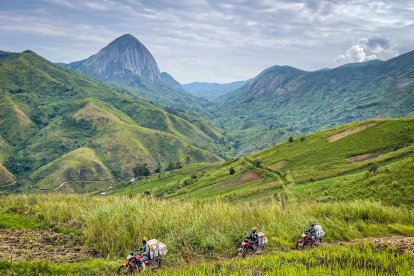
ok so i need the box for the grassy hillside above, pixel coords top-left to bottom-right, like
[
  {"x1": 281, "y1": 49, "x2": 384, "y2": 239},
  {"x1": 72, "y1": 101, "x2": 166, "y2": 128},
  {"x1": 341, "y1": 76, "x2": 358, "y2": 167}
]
[
  {"x1": 116, "y1": 118, "x2": 414, "y2": 205},
  {"x1": 0, "y1": 51, "x2": 224, "y2": 193},
  {"x1": 213, "y1": 53, "x2": 414, "y2": 154}
]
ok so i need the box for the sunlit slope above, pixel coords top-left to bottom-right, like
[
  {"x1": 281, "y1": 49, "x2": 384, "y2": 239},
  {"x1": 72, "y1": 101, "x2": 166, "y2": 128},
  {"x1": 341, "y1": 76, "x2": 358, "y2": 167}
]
[
  {"x1": 0, "y1": 51, "x2": 223, "y2": 192},
  {"x1": 118, "y1": 118, "x2": 414, "y2": 205}
]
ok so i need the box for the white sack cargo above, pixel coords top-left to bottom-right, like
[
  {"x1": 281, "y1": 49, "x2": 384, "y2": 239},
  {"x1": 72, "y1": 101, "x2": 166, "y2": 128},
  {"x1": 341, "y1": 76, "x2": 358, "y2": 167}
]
[
  {"x1": 314, "y1": 225, "x2": 325, "y2": 238},
  {"x1": 147, "y1": 239, "x2": 168, "y2": 259},
  {"x1": 258, "y1": 232, "x2": 268, "y2": 245}
]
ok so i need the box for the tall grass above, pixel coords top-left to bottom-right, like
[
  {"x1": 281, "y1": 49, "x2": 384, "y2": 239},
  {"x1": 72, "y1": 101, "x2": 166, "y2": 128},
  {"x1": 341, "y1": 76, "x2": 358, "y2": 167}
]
[{"x1": 1, "y1": 194, "x2": 413, "y2": 262}]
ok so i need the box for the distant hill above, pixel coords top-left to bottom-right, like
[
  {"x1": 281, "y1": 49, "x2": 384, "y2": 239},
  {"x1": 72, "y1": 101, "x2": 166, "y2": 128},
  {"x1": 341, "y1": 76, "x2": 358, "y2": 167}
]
[
  {"x1": 116, "y1": 117, "x2": 414, "y2": 206},
  {"x1": 183, "y1": 80, "x2": 248, "y2": 100},
  {"x1": 64, "y1": 34, "x2": 207, "y2": 115},
  {"x1": 0, "y1": 50, "x2": 223, "y2": 193},
  {"x1": 213, "y1": 51, "x2": 414, "y2": 153},
  {"x1": 66, "y1": 34, "x2": 161, "y2": 81}
]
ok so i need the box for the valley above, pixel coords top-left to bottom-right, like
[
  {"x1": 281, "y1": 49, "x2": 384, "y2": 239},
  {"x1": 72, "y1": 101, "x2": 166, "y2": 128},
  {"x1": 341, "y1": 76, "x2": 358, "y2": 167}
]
[{"x1": 0, "y1": 31, "x2": 413, "y2": 275}]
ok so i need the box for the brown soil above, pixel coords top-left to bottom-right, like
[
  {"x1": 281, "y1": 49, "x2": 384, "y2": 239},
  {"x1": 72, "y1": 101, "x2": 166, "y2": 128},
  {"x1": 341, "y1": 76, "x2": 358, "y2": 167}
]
[
  {"x1": 327, "y1": 123, "x2": 376, "y2": 142},
  {"x1": 328, "y1": 236, "x2": 414, "y2": 253},
  {"x1": 0, "y1": 229, "x2": 98, "y2": 262},
  {"x1": 213, "y1": 171, "x2": 262, "y2": 191},
  {"x1": 347, "y1": 153, "x2": 383, "y2": 162}
]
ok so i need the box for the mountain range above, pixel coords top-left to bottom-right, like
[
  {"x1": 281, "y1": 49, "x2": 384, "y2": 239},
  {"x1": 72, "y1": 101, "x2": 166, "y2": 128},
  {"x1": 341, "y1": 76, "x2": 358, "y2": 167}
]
[{"x1": 0, "y1": 33, "x2": 413, "y2": 193}]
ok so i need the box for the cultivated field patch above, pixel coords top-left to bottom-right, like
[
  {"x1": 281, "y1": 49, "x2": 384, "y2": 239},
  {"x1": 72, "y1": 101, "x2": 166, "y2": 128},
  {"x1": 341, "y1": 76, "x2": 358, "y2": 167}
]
[{"x1": 327, "y1": 123, "x2": 376, "y2": 142}]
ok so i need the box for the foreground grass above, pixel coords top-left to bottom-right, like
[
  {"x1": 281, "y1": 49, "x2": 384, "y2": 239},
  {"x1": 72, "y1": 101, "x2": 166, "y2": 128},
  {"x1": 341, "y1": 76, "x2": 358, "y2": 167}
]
[
  {"x1": 1, "y1": 194, "x2": 413, "y2": 263},
  {"x1": 1, "y1": 244, "x2": 413, "y2": 275}
]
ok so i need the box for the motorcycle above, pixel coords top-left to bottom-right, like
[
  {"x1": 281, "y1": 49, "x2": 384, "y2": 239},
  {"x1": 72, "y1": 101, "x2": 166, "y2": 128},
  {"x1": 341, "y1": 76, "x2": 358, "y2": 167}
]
[
  {"x1": 296, "y1": 231, "x2": 321, "y2": 250},
  {"x1": 117, "y1": 251, "x2": 162, "y2": 274},
  {"x1": 237, "y1": 238, "x2": 264, "y2": 258}
]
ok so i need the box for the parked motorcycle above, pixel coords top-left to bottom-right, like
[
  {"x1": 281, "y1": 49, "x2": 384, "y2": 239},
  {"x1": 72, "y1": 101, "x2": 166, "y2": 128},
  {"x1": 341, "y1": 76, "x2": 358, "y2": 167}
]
[{"x1": 117, "y1": 251, "x2": 162, "y2": 274}]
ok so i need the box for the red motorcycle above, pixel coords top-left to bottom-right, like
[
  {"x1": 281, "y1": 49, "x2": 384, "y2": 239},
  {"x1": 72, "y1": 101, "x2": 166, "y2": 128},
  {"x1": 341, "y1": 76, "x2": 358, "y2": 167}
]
[
  {"x1": 296, "y1": 231, "x2": 316, "y2": 250},
  {"x1": 117, "y1": 252, "x2": 162, "y2": 274},
  {"x1": 237, "y1": 238, "x2": 264, "y2": 258}
]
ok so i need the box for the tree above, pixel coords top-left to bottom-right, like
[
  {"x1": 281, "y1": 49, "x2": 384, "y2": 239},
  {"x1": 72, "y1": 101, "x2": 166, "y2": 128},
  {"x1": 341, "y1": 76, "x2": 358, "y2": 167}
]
[
  {"x1": 253, "y1": 158, "x2": 262, "y2": 167},
  {"x1": 368, "y1": 163, "x2": 378, "y2": 174},
  {"x1": 300, "y1": 136, "x2": 305, "y2": 142},
  {"x1": 288, "y1": 137, "x2": 294, "y2": 142},
  {"x1": 185, "y1": 155, "x2": 191, "y2": 165},
  {"x1": 133, "y1": 163, "x2": 151, "y2": 178},
  {"x1": 154, "y1": 162, "x2": 162, "y2": 174},
  {"x1": 229, "y1": 167, "x2": 235, "y2": 175}
]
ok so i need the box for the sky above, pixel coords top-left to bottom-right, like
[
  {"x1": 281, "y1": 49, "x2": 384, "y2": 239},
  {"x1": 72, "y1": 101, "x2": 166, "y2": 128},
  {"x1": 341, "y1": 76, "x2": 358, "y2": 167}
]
[{"x1": 0, "y1": 0, "x2": 413, "y2": 83}]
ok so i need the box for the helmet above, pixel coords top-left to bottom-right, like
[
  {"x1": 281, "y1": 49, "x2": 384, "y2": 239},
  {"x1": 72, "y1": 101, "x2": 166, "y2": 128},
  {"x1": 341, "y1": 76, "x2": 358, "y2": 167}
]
[{"x1": 251, "y1": 227, "x2": 257, "y2": 232}]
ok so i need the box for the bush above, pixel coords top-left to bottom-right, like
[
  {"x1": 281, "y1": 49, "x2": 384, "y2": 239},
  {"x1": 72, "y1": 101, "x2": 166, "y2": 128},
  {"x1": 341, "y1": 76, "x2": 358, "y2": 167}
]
[
  {"x1": 368, "y1": 163, "x2": 378, "y2": 174},
  {"x1": 253, "y1": 159, "x2": 262, "y2": 167},
  {"x1": 289, "y1": 137, "x2": 294, "y2": 142},
  {"x1": 229, "y1": 167, "x2": 235, "y2": 175}
]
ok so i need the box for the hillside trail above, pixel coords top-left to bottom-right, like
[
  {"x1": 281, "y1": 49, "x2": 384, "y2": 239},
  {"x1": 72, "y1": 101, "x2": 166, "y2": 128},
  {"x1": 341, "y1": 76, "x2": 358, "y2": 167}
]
[
  {"x1": 322, "y1": 236, "x2": 414, "y2": 253},
  {"x1": 34, "y1": 178, "x2": 114, "y2": 191},
  {"x1": 0, "y1": 229, "x2": 98, "y2": 262},
  {"x1": 1, "y1": 229, "x2": 412, "y2": 264}
]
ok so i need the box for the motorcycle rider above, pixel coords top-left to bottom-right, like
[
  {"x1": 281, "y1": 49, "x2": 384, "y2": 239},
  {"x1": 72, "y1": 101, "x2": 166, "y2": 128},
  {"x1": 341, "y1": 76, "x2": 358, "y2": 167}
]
[
  {"x1": 308, "y1": 224, "x2": 317, "y2": 245},
  {"x1": 246, "y1": 227, "x2": 260, "y2": 250},
  {"x1": 137, "y1": 237, "x2": 149, "y2": 271}
]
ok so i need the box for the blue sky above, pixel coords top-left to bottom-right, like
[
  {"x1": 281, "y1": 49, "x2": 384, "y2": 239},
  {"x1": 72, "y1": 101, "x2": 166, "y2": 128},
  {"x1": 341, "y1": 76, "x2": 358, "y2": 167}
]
[{"x1": 0, "y1": 0, "x2": 413, "y2": 83}]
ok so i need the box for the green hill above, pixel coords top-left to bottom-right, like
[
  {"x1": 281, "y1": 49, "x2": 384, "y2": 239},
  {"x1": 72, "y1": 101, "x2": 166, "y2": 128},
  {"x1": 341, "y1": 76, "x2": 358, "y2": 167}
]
[
  {"x1": 116, "y1": 117, "x2": 414, "y2": 206},
  {"x1": 213, "y1": 52, "x2": 414, "y2": 154},
  {"x1": 0, "y1": 51, "x2": 224, "y2": 193}
]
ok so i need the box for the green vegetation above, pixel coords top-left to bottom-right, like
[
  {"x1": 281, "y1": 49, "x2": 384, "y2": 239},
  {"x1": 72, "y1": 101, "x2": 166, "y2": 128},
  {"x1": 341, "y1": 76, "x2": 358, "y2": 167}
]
[
  {"x1": 115, "y1": 118, "x2": 414, "y2": 205},
  {"x1": 213, "y1": 53, "x2": 414, "y2": 153},
  {"x1": 2, "y1": 244, "x2": 412, "y2": 275},
  {"x1": 160, "y1": 244, "x2": 414, "y2": 275},
  {"x1": 1, "y1": 195, "x2": 413, "y2": 261},
  {"x1": 0, "y1": 51, "x2": 226, "y2": 193}
]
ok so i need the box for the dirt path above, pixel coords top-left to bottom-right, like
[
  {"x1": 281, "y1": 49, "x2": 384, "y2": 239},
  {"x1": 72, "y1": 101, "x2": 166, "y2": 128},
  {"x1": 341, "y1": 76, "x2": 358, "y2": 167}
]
[
  {"x1": 34, "y1": 179, "x2": 114, "y2": 191},
  {"x1": 327, "y1": 123, "x2": 376, "y2": 142},
  {"x1": 0, "y1": 229, "x2": 98, "y2": 262},
  {"x1": 325, "y1": 236, "x2": 414, "y2": 253}
]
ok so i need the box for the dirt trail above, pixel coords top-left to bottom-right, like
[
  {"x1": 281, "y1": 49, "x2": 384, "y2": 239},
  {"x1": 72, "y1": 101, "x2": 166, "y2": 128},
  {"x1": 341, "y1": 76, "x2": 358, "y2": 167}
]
[
  {"x1": 325, "y1": 236, "x2": 414, "y2": 253},
  {"x1": 327, "y1": 123, "x2": 376, "y2": 142},
  {"x1": 347, "y1": 153, "x2": 383, "y2": 162},
  {"x1": 0, "y1": 229, "x2": 98, "y2": 262}
]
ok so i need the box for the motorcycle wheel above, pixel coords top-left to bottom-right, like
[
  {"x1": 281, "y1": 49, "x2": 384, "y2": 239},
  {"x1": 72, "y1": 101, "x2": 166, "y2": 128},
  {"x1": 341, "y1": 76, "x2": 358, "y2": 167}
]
[
  {"x1": 243, "y1": 248, "x2": 254, "y2": 258},
  {"x1": 117, "y1": 265, "x2": 133, "y2": 275},
  {"x1": 296, "y1": 242, "x2": 304, "y2": 250},
  {"x1": 236, "y1": 248, "x2": 244, "y2": 258},
  {"x1": 149, "y1": 259, "x2": 160, "y2": 269}
]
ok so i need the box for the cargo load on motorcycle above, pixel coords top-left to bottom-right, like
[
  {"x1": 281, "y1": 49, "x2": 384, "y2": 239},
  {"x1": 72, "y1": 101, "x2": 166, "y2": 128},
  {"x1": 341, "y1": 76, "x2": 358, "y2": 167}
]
[
  {"x1": 147, "y1": 239, "x2": 168, "y2": 259},
  {"x1": 258, "y1": 232, "x2": 268, "y2": 246},
  {"x1": 314, "y1": 225, "x2": 325, "y2": 238}
]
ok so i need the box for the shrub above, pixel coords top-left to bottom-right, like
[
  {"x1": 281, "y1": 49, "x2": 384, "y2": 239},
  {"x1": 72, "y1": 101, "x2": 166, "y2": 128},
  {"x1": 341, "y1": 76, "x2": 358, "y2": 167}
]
[
  {"x1": 229, "y1": 167, "x2": 236, "y2": 175},
  {"x1": 253, "y1": 159, "x2": 262, "y2": 167},
  {"x1": 289, "y1": 137, "x2": 294, "y2": 142},
  {"x1": 368, "y1": 163, "x2": 378, "y2": 174}
]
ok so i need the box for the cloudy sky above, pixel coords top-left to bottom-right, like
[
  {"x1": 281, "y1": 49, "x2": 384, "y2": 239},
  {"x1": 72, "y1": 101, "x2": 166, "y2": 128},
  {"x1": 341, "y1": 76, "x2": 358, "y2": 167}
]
[{"x1": 0, "y1": 0, "x2": 413, "y2": 83}]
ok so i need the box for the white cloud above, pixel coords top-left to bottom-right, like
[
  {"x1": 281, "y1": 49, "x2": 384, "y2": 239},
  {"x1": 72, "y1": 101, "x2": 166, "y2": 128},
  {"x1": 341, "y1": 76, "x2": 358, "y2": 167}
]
[{"x1": 335, "y1": 36, "x2": 398, "y2": 64}]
